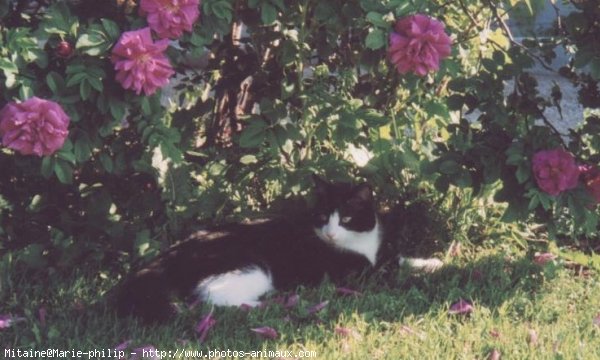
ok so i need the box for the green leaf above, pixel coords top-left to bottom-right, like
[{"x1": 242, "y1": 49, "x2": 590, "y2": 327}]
[
  {"x1": 76, "y1": 25, "x2": 111, "y2": 56},
  {"x1": 361, "y1": 109, "x2": 388, "y2": 126},
  {"x1": 141, "y1": 97, "x2": 152, "y2": 116},
  {"x1": 76, "y1": 33, "x2": 105, "y2": 49},
  {"x1": 46, "y1": 72, "x2": 64, "y2": 94},
  {"x1": 41, "y1": 156, "x2": 55, "y2": 178},
  {"x1": 439, "y1": 159, "x2": 461, "y2": 175},
  {"x1": 41, "y1": 2, "x2": 78, "y2": 36},
  {"x1": 240, "y1": 154, "x2": 258, "y2": 165},
  {"x1": 66, "y1": 72, "x2": 87, "y2": 87},
  {"x1": 54, "y1": 159, "x2": 73, "y2": 184},
  {"x1": 515, "y1": 163, "x2": 530, "y2": 184},
  {"x1": 99, "y1": 153, "x2": 114, "y2": 173},
  {"x1": 100, "y1": 19, "x2": 120, "y2": 40},
  {"x1": 0, "y1": 58, "x2": 18, "y2": 74},
  {"x1": 57, "y1": 148, "x2": 76, "y2": 165},
  {"x1": 109, "y1": 98, "x2": 127, "y2": 121},
  {"x1": 366, "y1": 12, "x2": 388, "y2": 28},
  {"x1": 239, "y1": 120, "x2": 268, "y2": 148},
  {"x1": 365, "y1": 28, "x2": 385, "y2": 50},
  {"x1": 270, "y1": 0, "x2": 285, "y2": 10},
  {"x1": 261, "y1": 3, "x2": 278, "y2": 24},
  {"x1": 74, "y1": 137, "x2": 92, "y2": 162},
  {"x1": 87, "y1": 76, "x2": 103, "y2": 92},
  {"x1": 80, "y1": 80, "x2": 91, "y2": 100},
  {"x1": 212, "y1": 1, "x2": 233, "y2": 22}
]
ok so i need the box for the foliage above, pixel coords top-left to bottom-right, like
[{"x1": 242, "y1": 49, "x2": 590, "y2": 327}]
[{"x1": 0, "y1": 0, "x2": 599, "y2": 273}]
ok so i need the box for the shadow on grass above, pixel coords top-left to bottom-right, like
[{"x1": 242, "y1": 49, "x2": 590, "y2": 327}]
[{"x1": 0, "y1": 252, "x2": 558, "y2": 348}]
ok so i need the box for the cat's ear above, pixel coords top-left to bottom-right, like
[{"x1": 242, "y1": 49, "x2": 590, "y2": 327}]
[
  {"x1": 312, "y1": 174, "x2": 330, "y2": 194},
  {"x1": 352, "y1": 182, "x2": 373, "y2": 203}
]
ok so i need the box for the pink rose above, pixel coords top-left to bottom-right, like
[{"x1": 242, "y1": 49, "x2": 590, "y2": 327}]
[
  {"x1": 532, "y1": 148, "x2": 580, "y2": 196},
  {"x1": 388, "y1": 14, "x2": 452, "y2": 76},
  {"x1": 111, "y1": 28, "x2": 174, "y2": 96},
  {"x1": 140, "y1": 0, "x2": 200, "y2": 39},
  {"x1": 579, "y1": 164, "x2": 600, "y2": 204},
  {"x1": 0, "y1": 97, "x2": 70, "y2": 156}
]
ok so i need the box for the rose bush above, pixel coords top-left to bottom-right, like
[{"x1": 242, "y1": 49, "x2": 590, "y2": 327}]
[{"x1": 0, "y1": 0, "x2": 599, "y2": 272}]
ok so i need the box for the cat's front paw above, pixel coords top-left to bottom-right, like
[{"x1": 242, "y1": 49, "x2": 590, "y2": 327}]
[{"x1": 398, "y1": 257, "x2": 444, "y2": 273}]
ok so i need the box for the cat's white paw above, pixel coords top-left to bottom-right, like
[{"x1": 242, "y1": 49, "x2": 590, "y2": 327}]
[{"x1": 398, "y1": 257, "x2": 444, "y2": 273}]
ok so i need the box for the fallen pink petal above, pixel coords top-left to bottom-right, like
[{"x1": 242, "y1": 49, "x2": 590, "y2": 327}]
[
  {"x1": 448, "y1": 299, "x2": 473, "y2": 315},
  {"x1": 195, "y1": 312, "x2": 216, "y2": 343},
  {"x1": 114, "y1": 340, "x2": 131, "y2": 351},
  {"x1": 336, "y1": 287, "x2": 362, "y2": 297},
  {"x1": 488, "y1": 349, "x2": 501, "y2": 360},
  {"x1": 527, "y1": 328, "x2": 538, "y2": 346},
  {"x1": 533, "y1": 252, "x2": 557, "y2": 265},
  {"x1": 471, "y1": 269, "x2": 484, "y2": 282},
  {"x1": 307, "y1": 300, "x2": 329, "y2": 314},
  {"x1": 0, "y1": 314, "x2": 26, "y2": 329},
  {"x1": 593, "y1": 313, "x2": 600, "y2": 327},
  {"x1": 334, "y1": 326, "x2": 360, "y2": 339},
  {"x1": 284, "y1": 294, "x2": 300, "y2": 308},
  {"x1": 251, "y1": 326, "x2": 278, "y2": 339}
]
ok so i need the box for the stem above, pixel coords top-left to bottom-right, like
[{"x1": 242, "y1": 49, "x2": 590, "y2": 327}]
[{"x1": 487, "y1": 0, "x2": 555, "y2": 72}]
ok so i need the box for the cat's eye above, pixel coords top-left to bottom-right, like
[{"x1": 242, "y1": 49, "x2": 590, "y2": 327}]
[
  {"x1": 317, "y1": 214, "x2": 328, "y2": 222},
  {"x1": 340, "y1": 216, "x2": 352, "y2": 224}
]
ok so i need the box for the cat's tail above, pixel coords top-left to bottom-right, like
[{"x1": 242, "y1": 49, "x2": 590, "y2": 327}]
[
  {"x1": 115, "y1": 266, "x2": 174, "y2": 323},
  {"x1": 398, "y1": 256, "x2": 444, "y2": 273}
]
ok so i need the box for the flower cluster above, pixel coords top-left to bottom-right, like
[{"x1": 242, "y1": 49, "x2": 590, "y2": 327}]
[
  {"x1": 532, "y1": 148, "x2": 600, "y2": 205},
  {"x1": 112, "y1": 0, "x2": 200, "y2": 95},
  {"x1": 531, "y1": 148, "x2": 579, "y2": 196},
  {"x1": 139, "y1": 0, "x2": 200, "y2": 39},
  {"x1": 0, "y1": 97, "x2": 70, "y2": 156},
  {"x1": 111, "y1": 28, "x2": 175, "y2": 96},
  {"x1": 388, "y1": 14, "x2": 452, "y2": 76}
]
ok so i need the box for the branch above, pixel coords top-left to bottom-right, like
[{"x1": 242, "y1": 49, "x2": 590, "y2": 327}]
[
  {"x1": 487, "y1": 0, "x2": 555, "y2": 72},
  {"x1": 538, "y1": 110, "x2": 569, "y2": 149}
]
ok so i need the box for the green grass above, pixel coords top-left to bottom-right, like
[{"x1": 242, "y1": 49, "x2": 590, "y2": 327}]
[{"x1": 2, "y1": 244, "x2": 600, "y2": 359}]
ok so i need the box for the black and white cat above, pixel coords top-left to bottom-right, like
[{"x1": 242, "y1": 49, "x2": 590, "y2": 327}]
[{"x1": 116, "y1": 176, "x2": 442, "y2": 322}]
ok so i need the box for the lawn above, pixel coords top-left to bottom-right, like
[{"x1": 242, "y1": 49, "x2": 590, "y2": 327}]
[{"x1": 2, "y1": 241, "x2": 600, "y2": 360}]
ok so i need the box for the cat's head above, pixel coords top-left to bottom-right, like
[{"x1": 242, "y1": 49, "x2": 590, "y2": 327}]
[{"x1": 311, "y1": 175, "x2": 378, "y2": 248}]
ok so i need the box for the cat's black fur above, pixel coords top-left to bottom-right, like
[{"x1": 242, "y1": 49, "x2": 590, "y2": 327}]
[{"x1": 116, "y1": 177, "x2": 396, "y2": 323}]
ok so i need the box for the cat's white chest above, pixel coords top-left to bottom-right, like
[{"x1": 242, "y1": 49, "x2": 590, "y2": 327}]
[{"x1": 336, "y1": 221, "x2": 381, "y2": 265}]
